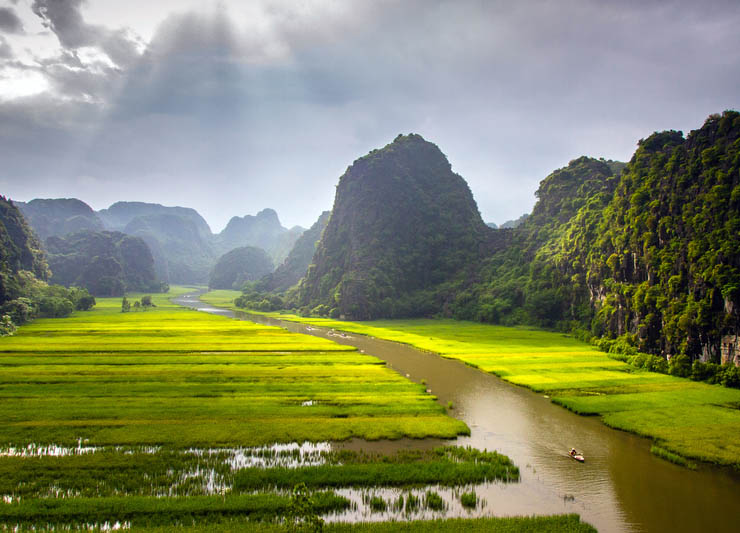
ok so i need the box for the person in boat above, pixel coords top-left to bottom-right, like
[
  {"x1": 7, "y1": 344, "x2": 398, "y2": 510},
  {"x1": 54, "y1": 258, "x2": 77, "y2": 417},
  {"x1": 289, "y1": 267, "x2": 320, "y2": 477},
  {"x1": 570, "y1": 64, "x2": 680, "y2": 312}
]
[{"x1": 570, "y1": 448, "x2": 577, "y2": 457}]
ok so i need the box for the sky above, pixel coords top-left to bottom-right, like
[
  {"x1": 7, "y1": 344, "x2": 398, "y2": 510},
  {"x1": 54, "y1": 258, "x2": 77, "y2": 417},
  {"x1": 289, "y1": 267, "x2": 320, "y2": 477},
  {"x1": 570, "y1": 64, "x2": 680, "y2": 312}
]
[{"x1": 0, "y1": 0, "x2": 739, "y2": 232}]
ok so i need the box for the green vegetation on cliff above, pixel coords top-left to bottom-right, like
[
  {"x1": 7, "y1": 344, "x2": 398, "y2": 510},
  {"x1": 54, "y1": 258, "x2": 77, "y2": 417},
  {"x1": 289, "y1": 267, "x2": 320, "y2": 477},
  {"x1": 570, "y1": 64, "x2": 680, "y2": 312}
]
[
  {"x1": 46, "y1": 230, "x2": 160, "y2": 296},
  {"x1": 257, "y1": 210, "x2": 330, "y2": 293},
  {"x1": 0, "y1": 196, "x2": 49, "y2": 304},
  {"x1": 455, "y1": 112, "x2": 740, "y2": 366},
  {"x1": 0, "y1": 197, "x2": 95, "y2": 326},
  {"x1": 300, "y1": 134, "x2": 490, "y2": 319}
]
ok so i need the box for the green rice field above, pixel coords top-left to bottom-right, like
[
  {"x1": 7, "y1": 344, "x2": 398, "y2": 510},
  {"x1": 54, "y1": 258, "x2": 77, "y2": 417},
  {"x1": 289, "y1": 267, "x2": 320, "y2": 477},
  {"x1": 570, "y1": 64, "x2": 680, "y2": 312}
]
[
  {"x1": 0, "y1": 288, "x2": 599, "y2": 531},
  {"x1": 202, "y1": 291, "x2": 740, "y2": 468},
  {"x1": 132, "y1": 514, "x2": 597, "y2": 533},
  {"x1": 0, "y1": 288, "x2": 467, "y2": 448}
]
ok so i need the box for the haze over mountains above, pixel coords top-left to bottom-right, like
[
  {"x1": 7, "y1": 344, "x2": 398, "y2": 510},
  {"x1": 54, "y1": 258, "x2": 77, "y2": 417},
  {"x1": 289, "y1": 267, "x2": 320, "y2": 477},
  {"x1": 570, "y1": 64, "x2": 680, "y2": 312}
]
[{"x1": 16, "y1": 200, "x2": 306, "y2": 285}]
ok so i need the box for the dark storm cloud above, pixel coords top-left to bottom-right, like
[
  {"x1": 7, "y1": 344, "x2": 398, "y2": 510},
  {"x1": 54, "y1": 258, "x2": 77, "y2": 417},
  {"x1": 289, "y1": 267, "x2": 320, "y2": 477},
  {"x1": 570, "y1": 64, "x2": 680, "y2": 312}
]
[
  {"x1": 32, "y1": 0, "x2": 141, "y2": 67},
  {"x1": 0, "y1": 6, "x2": 23, "y2": 34},
  {"x1": 2, "y1": 0, "x2": 740, "y2": 229}
]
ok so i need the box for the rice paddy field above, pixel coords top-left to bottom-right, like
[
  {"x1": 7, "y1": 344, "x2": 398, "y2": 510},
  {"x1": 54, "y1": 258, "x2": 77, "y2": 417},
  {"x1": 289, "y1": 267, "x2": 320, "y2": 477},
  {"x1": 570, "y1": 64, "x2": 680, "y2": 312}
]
[
  {"x1": 0, "y1": 288, "x2": 466, "y2": 447},
  {"x1": 200, "y1": 291, "x2": 740, "y2": 468},
  {"x1": 3, "y1": 287, "x2": 587, "y2": 531}
]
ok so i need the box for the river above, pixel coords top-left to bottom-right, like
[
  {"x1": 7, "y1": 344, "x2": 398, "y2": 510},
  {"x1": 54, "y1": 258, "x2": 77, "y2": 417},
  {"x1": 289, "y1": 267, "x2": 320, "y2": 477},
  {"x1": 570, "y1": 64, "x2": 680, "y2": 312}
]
[{"x1": 173, "y1": 292, "x2": 740, "y2": 533}]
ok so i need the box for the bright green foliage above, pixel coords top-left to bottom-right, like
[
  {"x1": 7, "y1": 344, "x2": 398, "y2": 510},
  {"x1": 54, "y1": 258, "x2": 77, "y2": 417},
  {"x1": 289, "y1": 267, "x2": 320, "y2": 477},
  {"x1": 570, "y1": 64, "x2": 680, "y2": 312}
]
[
  {"x1": 0, "y1": 314, "x2": 16, "y2": 336},
  {"x1": 564, "y1": 111, "x2": 740, "y2": 360},
  {"x1": 0, "y1": 291, "x2": 466, "y2": 447},
  {"x1": 233, "y1": 447, "x2": 518, "y2": 490},
  {"x1": 286, "y1": 483, "x2": 325, "y2": 532},
  {"x1": 0, "y1": 492, "x2": 348, "y2": 530},
  {"x1": 459, "y1": 491, "x2": 477, "y2": 509},
  {"x1": 251, "y1": 314, "x2": 740, "y2": 467},
  {"x1": 650, "y1": 445, "x2": 697, "y2": 470},
  {"x1": 424, "y1": 491, "x2": 445, "y2": 511}
]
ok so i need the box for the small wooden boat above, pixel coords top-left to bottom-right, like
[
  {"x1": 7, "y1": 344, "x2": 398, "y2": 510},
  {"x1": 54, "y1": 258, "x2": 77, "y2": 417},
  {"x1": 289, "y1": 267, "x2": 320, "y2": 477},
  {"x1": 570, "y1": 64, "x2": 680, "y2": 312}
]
[{"x1": 569, "y1": 449, "x2": 585, "y2": 462}]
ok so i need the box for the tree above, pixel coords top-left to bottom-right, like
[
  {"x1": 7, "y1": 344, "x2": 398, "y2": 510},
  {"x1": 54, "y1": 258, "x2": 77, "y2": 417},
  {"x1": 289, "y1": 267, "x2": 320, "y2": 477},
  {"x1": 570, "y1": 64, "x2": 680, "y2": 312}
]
[
  {"x1": 0, "y1": 314, "x2": 16, "y2": 336},
  {"x1": 121, "y1": 296, "x2": 131, "y2": 313}
]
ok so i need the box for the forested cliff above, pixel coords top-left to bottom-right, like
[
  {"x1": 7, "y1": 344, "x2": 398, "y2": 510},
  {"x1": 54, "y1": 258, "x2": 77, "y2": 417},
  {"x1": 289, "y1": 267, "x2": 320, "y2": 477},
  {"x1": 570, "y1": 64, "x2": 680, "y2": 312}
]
[
  {"x1": 451, "y1": 111, "x2": 740, "y2": 362},
  {"x1": 295, "y1": 112, "x2": 739, "y2": 364},
  {"x1": 299, "y1": 134, "x2": 490, "y2": 319}
]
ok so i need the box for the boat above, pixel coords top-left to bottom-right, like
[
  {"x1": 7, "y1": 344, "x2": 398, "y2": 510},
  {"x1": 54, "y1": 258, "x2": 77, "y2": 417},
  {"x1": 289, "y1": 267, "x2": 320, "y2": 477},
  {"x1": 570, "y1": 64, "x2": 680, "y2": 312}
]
[{"x1": 569, "y1": 449, "x2": 585, "y2": 462}]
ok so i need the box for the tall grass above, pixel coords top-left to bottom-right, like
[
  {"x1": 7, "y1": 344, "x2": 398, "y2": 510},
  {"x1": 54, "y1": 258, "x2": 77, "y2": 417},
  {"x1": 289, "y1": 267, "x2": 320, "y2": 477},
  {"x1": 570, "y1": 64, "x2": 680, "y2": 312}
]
[{"x1": 234, "y1": 446, "x2": 518, "y2": 490}]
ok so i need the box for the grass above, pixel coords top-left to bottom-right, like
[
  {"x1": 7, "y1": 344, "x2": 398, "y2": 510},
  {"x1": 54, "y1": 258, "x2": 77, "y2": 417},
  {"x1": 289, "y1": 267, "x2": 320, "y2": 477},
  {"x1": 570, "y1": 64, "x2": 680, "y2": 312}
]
[
  {"x1": 129, "y1": 514, "x2": 597, "y2": 532},
  {"x1": 0, "y1": 290, "x2": 468, "y2": 448},
  {"x1": 0, "y1": 288, "x2": 594, "y2": 531},
  {"x1": 460, "y1": 490, "x2": 477, "y2": 509},
  {"x1": 233, "y1": 446, "x2": 519, "y2": 490},
  {"x1": 0, "y1": 492, "x2": 349, "y2": 528},
  {"x1": 203, "y1": 292, "x2": 740, "y2": 469},
  {"x1": 650, "y1": 445, "x2": 697, "y2": 470}
]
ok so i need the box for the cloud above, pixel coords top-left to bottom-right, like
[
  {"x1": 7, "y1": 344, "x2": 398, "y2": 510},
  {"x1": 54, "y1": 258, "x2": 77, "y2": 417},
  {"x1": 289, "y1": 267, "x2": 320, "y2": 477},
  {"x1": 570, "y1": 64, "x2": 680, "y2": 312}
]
[
  {"x1": 2, "y1": 0, "x2": 740, "y2": 229},
  {"x1": 0, "y1": 7, "x2": 23, "y2": 34},
  {"x1": 32, "y1": 0, "x2": 142, "y2": 67},
  {"x1": 0, "y1": 35, "x2": 13, "y2": 59}
]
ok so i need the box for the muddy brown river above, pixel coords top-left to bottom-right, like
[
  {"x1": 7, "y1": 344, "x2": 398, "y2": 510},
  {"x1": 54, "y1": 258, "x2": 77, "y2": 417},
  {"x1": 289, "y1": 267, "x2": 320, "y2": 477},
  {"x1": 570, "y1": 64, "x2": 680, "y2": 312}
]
[{"x1": 174, "y1": 292, "x2": 740, "y2": 533}]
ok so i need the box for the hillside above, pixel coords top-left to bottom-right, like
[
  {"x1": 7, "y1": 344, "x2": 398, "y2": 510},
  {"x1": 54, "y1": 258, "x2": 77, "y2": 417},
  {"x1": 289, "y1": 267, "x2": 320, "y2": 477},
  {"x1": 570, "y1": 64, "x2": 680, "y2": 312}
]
[
  {"x1": 214, "y1": 208, "x2": 304, "y2": 264},
  {"x1": 98, "y1": 201, "x2": 213, "y2": 239},
  {"x1": 299, "y1": 134, "x2": 491, "y2": 319},
  {"x1": 209, "y1": 246, "x2": 274, "y2": 290},
  {"x1": 0, "y1": 196, "x2": 49, "y2": 305},
  {"x1": 567, "y1": 112, "x2": 740, "y2": 361},
  {"x1": 454, "y1": 111, "x2": 739, "y2": 365},
  {"x1": 16, "y1": 198, "x2": 104, "y2": 240},
  {"x1": 257, "y1": 210, "x2": 330, "y2": 292},
  {"x1": 46, "y1": 231, "x2": 159, "y2": 296},
  {"x1": 124, "y1": 214, "x2": 215, "y2": 285}
]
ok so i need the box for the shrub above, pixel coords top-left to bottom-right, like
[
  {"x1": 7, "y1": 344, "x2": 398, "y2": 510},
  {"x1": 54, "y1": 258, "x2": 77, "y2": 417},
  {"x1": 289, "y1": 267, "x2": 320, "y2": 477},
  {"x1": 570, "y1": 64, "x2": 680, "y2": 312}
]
[
  {"x1": 425, "y1": 491, "x2": 445, "y2": 511},
  {"x1": 37, "y1": 296, "x2": 74, "y2": 318},
  {"x1": 0, "y1": 314, "x2": 16, "y2": 336},
  {"x1": 368, "y1": 495, "x2": 386, "y2": 512},
  {"x1": 1, "y1": 297, "x2": 35, "y2": 324},
  {"x1": 669, "y1": 353, "x2": 691, "y2": 377},
  {"x1": 460, "y1": 491, "x2": 477, "y2": 509},
  {"x1": 404, "y1": 493, "x2": 419, "y2": 512}
]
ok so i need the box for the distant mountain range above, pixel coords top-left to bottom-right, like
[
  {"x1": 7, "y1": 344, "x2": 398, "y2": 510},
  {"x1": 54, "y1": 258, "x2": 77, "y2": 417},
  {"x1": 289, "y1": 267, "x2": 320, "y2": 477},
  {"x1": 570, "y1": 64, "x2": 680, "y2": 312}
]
[{"x1": 17, "y1": 200, "x2": 306, "y2": 285}]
